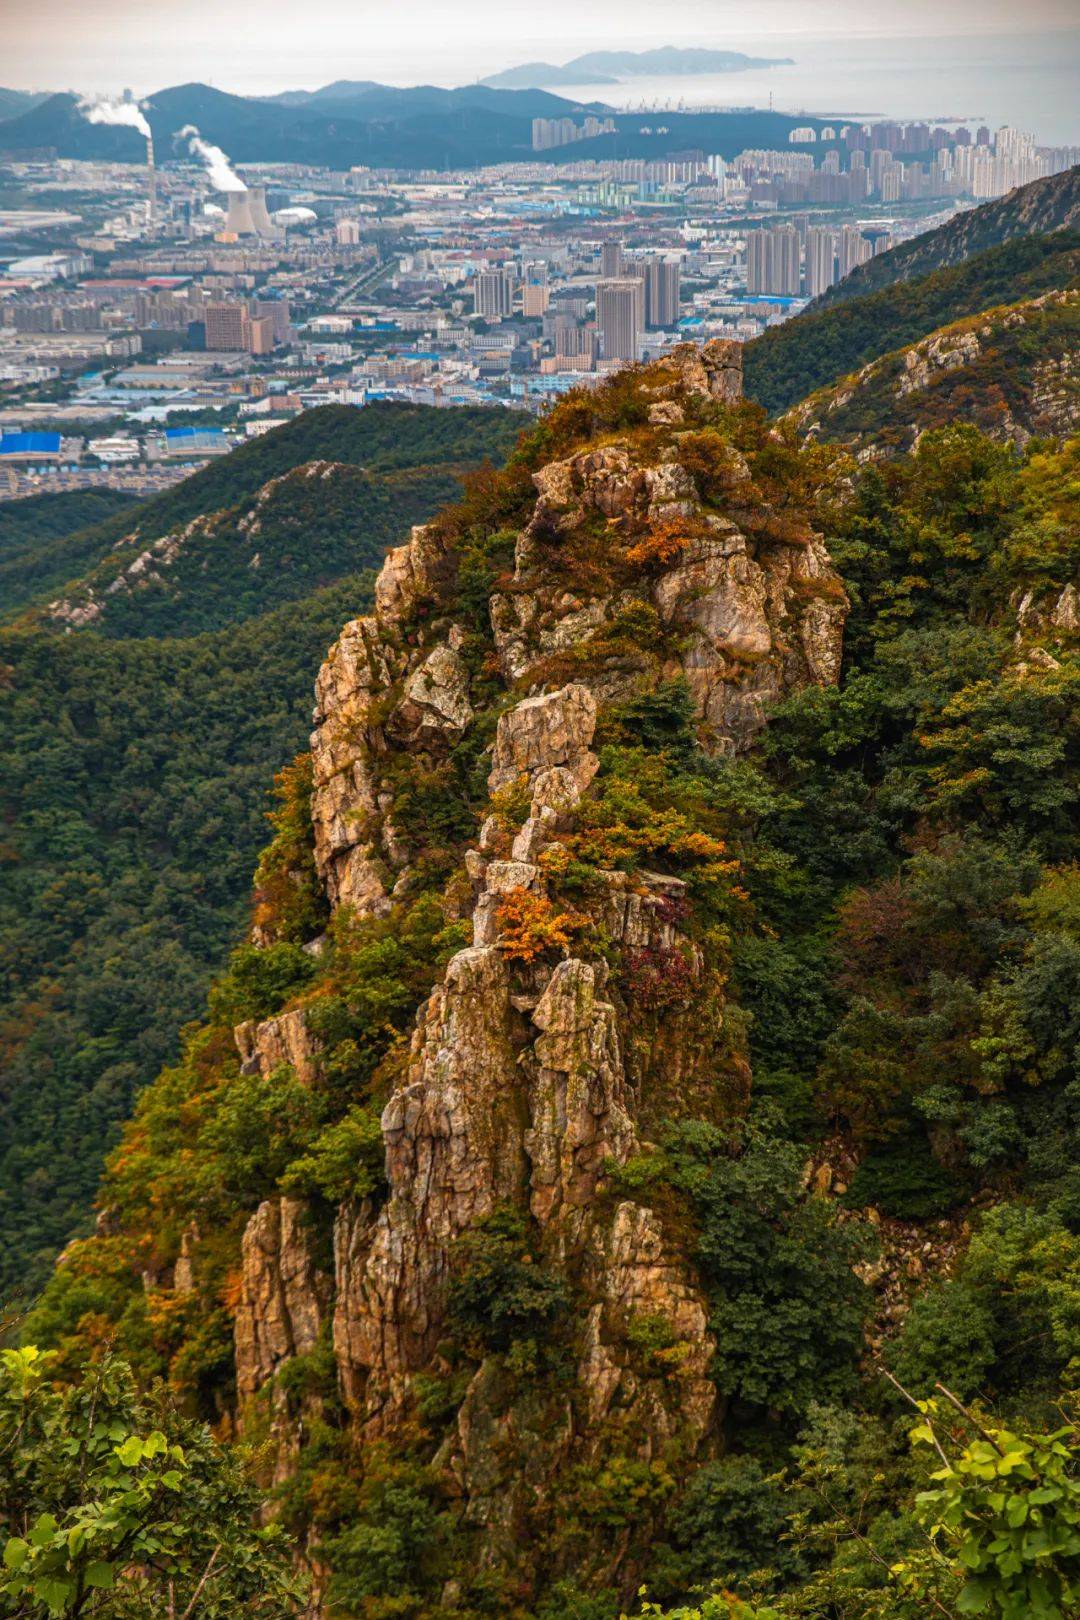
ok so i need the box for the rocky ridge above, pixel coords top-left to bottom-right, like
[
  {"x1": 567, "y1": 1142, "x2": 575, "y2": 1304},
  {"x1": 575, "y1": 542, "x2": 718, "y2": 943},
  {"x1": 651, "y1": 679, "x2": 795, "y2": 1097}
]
[
  {"x1": 787, "y1": 288, "x2": 1080, "y2": 453},
  {"x1": 200, "y1": 342, "x2": 855, "y2": 1593}
]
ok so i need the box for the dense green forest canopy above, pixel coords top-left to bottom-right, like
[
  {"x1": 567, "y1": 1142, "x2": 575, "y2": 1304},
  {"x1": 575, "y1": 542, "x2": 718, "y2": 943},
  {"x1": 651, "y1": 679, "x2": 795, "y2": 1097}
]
[
  {"x1": 18, "y1": 369, "x2": 1079, "y2": 1616},
  {"x1": 743, "y1": 229, "x2": 1080, "y2": 416},
  {"x1": 0, "y1": 489, "x2": 138, "y2": 616},
  {"x1": 0, "y1": 403, "x2": 523, "y2": 1302}
]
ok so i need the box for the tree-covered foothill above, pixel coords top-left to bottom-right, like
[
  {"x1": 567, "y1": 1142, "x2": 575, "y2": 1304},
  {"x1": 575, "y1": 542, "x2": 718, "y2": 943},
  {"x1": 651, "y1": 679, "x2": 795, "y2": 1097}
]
[
  {"x1": 0, "y1": 403, "x2": 523, "y2": 1303},
  {"x1": 11, "y1": 360, "x2": 1080, "y2": 1618},
  {"x1": 743, "y1": 230, "x2": 1079, "y2": 416},
  {"x1": 33, "y1": 404, "x2": 524, "y2": 639},
  {"x1": 0, "y1": 490, "x2": 138, "y2": 616}
]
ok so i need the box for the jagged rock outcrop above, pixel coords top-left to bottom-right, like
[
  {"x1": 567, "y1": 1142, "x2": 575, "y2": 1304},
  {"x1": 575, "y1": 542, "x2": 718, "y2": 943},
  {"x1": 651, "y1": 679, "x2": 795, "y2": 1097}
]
[
  {"x1": 235, "y1": 1197, "x2": 332, "y2": 1402},
  {"x1": 222, "y1": 345, "x2": 850, "y2": 1590}
]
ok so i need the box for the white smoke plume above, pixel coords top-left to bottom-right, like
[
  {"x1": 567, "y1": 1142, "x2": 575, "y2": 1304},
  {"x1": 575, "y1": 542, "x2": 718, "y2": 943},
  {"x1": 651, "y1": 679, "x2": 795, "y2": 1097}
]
[
  {"x1": 77, "y1": 95, "x2": 152, "y2": 142},
  {"x1": 176, "y1": 124, "x2": 247, "y2": 193}
]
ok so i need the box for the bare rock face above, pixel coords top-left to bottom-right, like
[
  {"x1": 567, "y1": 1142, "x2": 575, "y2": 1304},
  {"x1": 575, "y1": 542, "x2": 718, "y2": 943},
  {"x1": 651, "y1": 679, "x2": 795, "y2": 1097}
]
[
  {"x1": 235, "y1": 1197, "x2": 332, "y2": 1402},
  {"x1": 234, "y1": 1007, "x2": 321, "y2": 1086},
  {"x1": 333, "y1": 944, "x2": 524, "y2": 1412},
  {"x1": 220, "y1": 347, "x2": 850, "y2": 1590},
  {"x1": 487, "y1": 683, "x2": 598, "y2": 793}
]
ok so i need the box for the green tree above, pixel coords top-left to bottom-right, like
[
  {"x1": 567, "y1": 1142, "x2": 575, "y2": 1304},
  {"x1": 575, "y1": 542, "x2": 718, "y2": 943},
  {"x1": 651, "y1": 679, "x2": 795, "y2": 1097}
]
[{"x1": 0, "y1": 1345, "x2": 302, "y2": 1618}]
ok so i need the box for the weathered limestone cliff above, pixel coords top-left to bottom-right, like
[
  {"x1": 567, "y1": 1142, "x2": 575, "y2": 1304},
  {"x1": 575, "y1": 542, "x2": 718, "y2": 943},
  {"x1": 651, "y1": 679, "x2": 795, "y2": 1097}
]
[{"x1": 219, "y1": 344, "x2": 849, "y2": 1593}]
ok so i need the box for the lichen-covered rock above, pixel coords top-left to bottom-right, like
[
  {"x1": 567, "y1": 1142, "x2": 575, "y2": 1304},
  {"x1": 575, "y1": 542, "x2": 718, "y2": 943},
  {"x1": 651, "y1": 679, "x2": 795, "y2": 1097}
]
[
  {"x1": 397, "y1": 639, "x2": 472, "y2": 739},
  {"x1": 333, "y1": 945, "x2": 524, "y2": 1411},
  {"x1": 487, "y1": 684, "x2": 598, "y2": 793},
  {"x1": 235, "y1": 1197, "x2": 332, "y2": 1401},
  {"x1": 234, "y1": 1007, "x2": 321, "y2": 1086}
]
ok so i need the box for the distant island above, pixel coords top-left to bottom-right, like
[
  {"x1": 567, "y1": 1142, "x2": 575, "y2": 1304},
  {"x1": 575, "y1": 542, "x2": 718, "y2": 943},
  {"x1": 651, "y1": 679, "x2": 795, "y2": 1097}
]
[{"x1": 481, "y1": 46, "x2": 794, "y2": 90}]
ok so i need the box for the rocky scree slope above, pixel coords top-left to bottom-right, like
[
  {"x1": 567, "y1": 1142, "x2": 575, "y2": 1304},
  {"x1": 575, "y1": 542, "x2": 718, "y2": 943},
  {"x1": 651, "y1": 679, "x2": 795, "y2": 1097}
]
[
  {"x1": 42, "y1": 344, "x2": 855, "y2": 1600},
  {"x1": 785, "y1": 287, "x2": 1079, "y2": 453}
]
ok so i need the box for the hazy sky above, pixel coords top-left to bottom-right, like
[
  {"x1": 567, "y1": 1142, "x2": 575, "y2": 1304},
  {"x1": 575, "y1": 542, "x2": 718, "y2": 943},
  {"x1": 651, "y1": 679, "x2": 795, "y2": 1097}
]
[{"x1": 2, "y1": 0, "x2": 1078, "y2": 96}]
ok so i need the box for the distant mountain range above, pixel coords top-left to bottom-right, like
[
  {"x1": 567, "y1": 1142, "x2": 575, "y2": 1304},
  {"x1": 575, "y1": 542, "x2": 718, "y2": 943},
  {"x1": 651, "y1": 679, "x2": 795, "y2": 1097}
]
[
  {"x1": 0, "y1": 87, "x2": 50, "y2": 123},
  {"x1": 0, "y1": 80, "x2": 825, "y2": 170},
  {"x1": 481, "y1": 46, "x2": 793, "y2": 89}
]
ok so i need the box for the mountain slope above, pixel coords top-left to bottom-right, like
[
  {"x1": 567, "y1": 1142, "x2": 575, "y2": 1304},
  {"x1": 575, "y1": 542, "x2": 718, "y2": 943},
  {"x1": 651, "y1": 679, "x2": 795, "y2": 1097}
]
[
  {"x1": 0, "y1": 403, "x2": 521, "y2": 1303},
  {"x1": 744, "y1": 228, "x2": 1080, "y2": 416},
  {"x1": 785, "y1": 288, "x2": 1079, "y2": 450},
  {"x1": 20, "y1": 403, "x2": 523, "y2": 638},
  {"x1": 810, "y1": 163, "x2": 1080, "y2": 309},
  {"x1": 23, "y1": 336, "x2": 1080, "y2": 1614},
  {"x1": 0, "y1": 83, "x2": 828, "y2": 168},
  {"x1": 0, "y1": 489, "x2": 139, "y2": 615},
  {"x1": 0, "y1": 87, "x2": 49, "y2": 122}
]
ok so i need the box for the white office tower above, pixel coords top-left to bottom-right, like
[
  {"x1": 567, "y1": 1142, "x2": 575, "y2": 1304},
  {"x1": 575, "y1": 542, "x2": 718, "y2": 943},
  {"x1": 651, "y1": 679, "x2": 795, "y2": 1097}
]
[
  {"x1": 473, "y1": 270, "x2": 514, "y2": 319},
  {"x1": 596, "y1": 278, "x2": 645, "y2": 362}
]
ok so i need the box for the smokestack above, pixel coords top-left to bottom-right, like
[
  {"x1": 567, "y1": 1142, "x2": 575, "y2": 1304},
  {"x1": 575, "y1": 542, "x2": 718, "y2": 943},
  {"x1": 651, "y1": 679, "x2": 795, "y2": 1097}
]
[{"x1": 146, "y1": 133, "x2": 156, "y2": 224}]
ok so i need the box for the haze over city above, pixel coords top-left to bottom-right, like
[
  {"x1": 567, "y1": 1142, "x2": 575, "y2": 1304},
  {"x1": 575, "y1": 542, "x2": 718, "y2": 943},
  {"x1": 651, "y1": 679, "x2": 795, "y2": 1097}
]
[{"x1": 2, "y1": 0, "x2": 1078, "y2": 98}]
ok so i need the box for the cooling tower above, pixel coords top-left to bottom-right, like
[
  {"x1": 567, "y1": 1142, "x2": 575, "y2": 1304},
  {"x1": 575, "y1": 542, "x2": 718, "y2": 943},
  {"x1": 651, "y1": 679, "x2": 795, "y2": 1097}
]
[
  {"x1": 247, "y1": 186, "x2": 274, "y2": 235},
  {"x1": 226, "y1": 190, "x2": 256, "y2": 236}
]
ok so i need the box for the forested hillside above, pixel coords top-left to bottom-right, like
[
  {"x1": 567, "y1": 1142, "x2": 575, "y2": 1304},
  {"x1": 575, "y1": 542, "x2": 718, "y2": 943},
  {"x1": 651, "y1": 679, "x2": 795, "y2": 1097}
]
[
  {"x1": 744, "y1": 228, "x2": 1079, "y2": 415},
  {"x1": 0, "y1": 403, "x2": 523, "y2": 1302},
  {"x1": 786, "y1": 287, "x2": 1079, "y2": 450},
  {"x1": 0, "y1": 489, "x2": 138, "y2": 615},
  {"x1": 812, "y1": 162, "x2": 1080, "y2": 307},
  {"x1": 18, "y1": 343, "x2": 1079, "y2": 1619},
  {"x1": 31, "y1": 404, "x2": 523, "y2": 638}
]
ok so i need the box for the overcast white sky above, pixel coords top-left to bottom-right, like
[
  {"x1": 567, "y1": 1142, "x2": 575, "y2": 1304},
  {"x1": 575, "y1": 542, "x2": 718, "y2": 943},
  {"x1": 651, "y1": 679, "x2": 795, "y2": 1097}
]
[{"x1": 2, "y1": 0, "x2": 1078, "y2": 96}]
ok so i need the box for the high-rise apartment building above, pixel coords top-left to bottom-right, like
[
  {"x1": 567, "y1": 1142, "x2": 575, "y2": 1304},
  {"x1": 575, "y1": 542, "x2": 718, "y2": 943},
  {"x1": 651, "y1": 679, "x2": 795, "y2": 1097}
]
[
  {"x1": 204, "y1": 302, "x2": 248, "y2": 351},
  {"x1": 746, "y1": 227, "x2": 800, "y2": 296},
  {"x1": 644, "y1": 257, "x2": 681, "y2": 327},
  {"x1": 522, "y1": 282, "x2": 550, "y2": 317},
  {"x1": 251, "y1": 297, "x2": 290, "y2": 345},
  {"x1": 553, "y1": 322, "x2": 598, "y2": 367},
  {"x1": 246, "y1": 315, "x2": 275, "y2": 356},
  {"x1": 601, "y1": 241, "x2": 626, "y2": 278},
  {"x1": 804, "y1": 227, "x2": 837, "y2": 298},
  {"x1": 473, "y1": 270, "x2": 514, "y2": 319},
  {"x1": 596, "y1": 278, "x2": 644, "y2": 362},
  {"x1": 837, "y1": 225, "x2": 873, "y2": 279}
]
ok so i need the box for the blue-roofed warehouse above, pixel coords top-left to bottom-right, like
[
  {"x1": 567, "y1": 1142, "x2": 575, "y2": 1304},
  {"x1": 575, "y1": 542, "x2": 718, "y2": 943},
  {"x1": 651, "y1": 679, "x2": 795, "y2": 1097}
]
[
  {"x1": 0, "y1": 431, "x2": 63, "y2": 463},
  {"x1": 162, "y1": 426, "x2": 230, "y2": 459}
]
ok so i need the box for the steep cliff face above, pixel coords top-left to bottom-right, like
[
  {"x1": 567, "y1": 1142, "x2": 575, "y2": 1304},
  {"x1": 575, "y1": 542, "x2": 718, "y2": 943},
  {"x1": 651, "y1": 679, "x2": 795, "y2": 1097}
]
[{"x1": 215, "y1": 343, "x2": 848, "y2": 1590}]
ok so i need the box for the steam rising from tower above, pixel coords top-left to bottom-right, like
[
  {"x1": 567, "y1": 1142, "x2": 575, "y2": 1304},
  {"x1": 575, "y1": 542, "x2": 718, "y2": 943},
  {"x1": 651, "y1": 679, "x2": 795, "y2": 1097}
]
[
  {"x1": 177, "y1": 124, "x2": 247, "y2": 193},
  {"x1": 77, "y1": 95, "x2": 155, "y2": 222}
]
